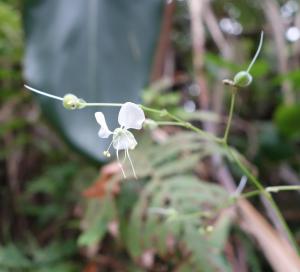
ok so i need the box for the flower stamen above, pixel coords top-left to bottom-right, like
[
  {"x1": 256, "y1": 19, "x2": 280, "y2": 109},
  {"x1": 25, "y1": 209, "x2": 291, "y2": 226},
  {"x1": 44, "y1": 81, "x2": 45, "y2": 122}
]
[
  {"x1": 103, "y1": 138, "x2": 114, "y2": 157},
  {"x1": 126, "y1": 149, "x2": 137, "y2": 179},
  {"x1": 116, "y1": 138, "x2": 126, "y2": 178}
]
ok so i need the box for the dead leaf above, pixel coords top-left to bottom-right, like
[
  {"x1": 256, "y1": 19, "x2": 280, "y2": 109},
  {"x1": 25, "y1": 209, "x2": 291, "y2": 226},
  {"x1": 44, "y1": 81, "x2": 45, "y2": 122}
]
[{"x1": 83, "y1": 162, "x2": 121, "y2": 199}]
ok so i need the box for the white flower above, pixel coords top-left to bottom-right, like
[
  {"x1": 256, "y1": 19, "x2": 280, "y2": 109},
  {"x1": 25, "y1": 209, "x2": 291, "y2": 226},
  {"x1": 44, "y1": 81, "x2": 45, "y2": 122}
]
[{"x1": 95, "y1": 102, "x2": 145, "y2": 178}]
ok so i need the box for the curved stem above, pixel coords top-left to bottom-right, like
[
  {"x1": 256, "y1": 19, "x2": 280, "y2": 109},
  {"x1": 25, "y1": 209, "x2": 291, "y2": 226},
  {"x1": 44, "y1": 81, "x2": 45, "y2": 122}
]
[
  {"x1": 223, "y1": 91, "x2": 236, "y2": 143},
  {"x1": 246, "y1": 31, "x2": 264, "y2": 73},
  {"x1": 24, "y1": 85, "x2": 63, "y2": 101},
  {"x1": 141, "y1": 105, "x2": 223, "y2": 143},
  {"x1": 24, "y1": 85, "x2": 123, "y2": 107}
]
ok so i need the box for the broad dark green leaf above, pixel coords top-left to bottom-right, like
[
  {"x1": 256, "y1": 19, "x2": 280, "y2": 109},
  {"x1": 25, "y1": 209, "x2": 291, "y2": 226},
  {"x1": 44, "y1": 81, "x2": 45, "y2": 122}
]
[
  {"x1": 0, "y1": 244, "x2": 31, "y2": 269},
  {"x1": 23, "y1": 0, "x2": 163, "y2": 161}
]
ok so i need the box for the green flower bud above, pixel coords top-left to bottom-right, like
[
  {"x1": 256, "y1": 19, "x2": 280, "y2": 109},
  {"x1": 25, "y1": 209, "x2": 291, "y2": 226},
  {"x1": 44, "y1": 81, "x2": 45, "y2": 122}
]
[
  {"x1": 63, "y1": 94, "x2": 78, "y2": 110},
  {"x1": 233, "y1": 71, "x2": 253, "y2": 87},
  {"x1": 62, "y1": 94, "x2": 86, "y2": 110}
]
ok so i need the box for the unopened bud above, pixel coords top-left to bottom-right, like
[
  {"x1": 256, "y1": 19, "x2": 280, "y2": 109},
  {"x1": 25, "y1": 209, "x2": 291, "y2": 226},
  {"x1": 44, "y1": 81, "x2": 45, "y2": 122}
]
[
  {"x1": 233, "y1": 71, "x2": 252, "y2": 87},
  {"x1": 63, "y1": 94, "x2": 86, "y2": 110},
  {"x1": 103, "y1": 151, "x2": 111, "y2": 157}
]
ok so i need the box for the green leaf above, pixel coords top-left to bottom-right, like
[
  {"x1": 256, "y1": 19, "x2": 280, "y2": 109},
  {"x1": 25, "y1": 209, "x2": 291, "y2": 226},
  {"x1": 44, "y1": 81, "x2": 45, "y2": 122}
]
[
  {"x1": 259, "y1": 123, "x2": 293, "y2": 161},
  {"x1": 274, "y1": 104, "x2": 300, "y2": 139},
  {"x1": 273, "y1": 70, "x2": 300, "y2": 88},
  {"x1": 205, "y1": 52, "x2": 240, "y2": 73},
  {"x1": 79, "y1": 132, "x2": 232, "y2": 270},
  {"x1": 78, "y1": 197, "x2": 116, "y2": 246},
  {"x1": 154, "y1": 153, "x2": 201, "y2": 178},
  {"x1": 0, "y1": 244, "x2": 31, "y2": 269},
  {"x1": 126, "y1": 175, "x2": 231, "y2": 271},
  {"x1": 23, "y1": 0, "x2": 163, "y2": 161},
  {"x1": 0, "y1": 2, "x2": 22, "y2": 59}
]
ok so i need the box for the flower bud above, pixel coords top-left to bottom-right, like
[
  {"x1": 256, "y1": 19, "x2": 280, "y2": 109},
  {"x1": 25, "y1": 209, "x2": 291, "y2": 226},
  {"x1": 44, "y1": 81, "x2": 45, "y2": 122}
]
[
  {"x1": 233, "y1": 71, "x2": 253, "y2": 87},
  {"x1": 62, "y1": 94, "x2": 86, "y2": 110},
  {"x1": 63, "y1": 94, "x2": 79, "y2": 110}
]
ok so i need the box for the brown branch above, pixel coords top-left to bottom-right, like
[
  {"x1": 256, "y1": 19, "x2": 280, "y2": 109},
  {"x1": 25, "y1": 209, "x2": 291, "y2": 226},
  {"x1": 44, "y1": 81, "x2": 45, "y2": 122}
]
[
  {"x1": 216, "y1": 163, "x2": 300, "y2": 271},
  {"x1": 203, "y1": 3, "x2": 234, "y2": 135},
  {"x1": 203, "y1": 4, "x2": 231, "y2": 59},
  {"x1": 291, "y1": 13, "x2": 300, "y2": 69},
  {"x1": 187, "y1": 0, "x2": 210, "y2": 110},
  {"x1": 262, "y1": 0, "x2": 294, "y2": 105},
  {"x1": 150, "y1": 1, "x2": 175, "y2": 82},
  {"x1": 238, "y1": 200, "x2": 300, "y2": 271}
]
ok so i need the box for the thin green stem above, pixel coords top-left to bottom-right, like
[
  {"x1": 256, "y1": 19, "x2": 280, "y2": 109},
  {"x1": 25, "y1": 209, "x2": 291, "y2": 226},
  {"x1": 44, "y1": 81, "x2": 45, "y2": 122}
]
[
  {"x1": 156, "y1": 121, "x2": 186, "y2": 126},
  {"x1": 223, "y1": 91, "x2": 236, "y2": 143},
  {"x1": 266, "y1": 185, "x2": 300, "y2": 193},
  {"x1": 82, "y1": 102, "x2": 123, "y2": 107},
  {"x1": 141, "y1": 105, "x2": 223, "y2": 143},
  {"x1": 238, "y1": 190, "x2": 261, "y2": 199},
  {"x1": 239, "y1": 185, "x2": 300, "y2": 199},
  {"x1": 246, "y1": 31, "x2": 264, "y2": 73},
  {"x1": 24, "y1": 85, "x2": 63, "y2": 101},
  {"x1": 225, "y1": 144, "x2": 298, "y2": 251},
  {"x1": 161, "y1": 185, "x2": 300, "y2": 226}
]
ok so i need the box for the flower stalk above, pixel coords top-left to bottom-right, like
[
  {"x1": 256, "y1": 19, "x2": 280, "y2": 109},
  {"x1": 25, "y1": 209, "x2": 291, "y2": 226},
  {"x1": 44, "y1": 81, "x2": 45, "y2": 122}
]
[{"x1": 223, "y1": 90, "x2": 236, "y2": 143}]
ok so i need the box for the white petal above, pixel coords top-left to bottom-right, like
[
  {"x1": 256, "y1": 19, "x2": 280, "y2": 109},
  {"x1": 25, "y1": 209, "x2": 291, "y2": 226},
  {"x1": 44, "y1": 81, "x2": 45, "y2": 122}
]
[
  {"x1": 113, "y1": 129, "x2": 137, "y2": 150},
  {"x1": 118, "y1": 102, "x2": 145, "y2": 130},
  {"x1": 94, "y1": 112, "x2": 112, "y2": 138}
]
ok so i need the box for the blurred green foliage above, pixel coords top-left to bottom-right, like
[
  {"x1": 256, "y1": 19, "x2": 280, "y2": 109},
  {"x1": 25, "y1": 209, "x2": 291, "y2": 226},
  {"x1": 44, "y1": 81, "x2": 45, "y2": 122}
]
[
  {"x1": 1, "y1": 0, "x2": 300, "y2": 271},
  {"x1": 0, "y1": 1, "x2": 97, "y2": 270},
  {"x1": 275, "y1": 104, "x2": 300, "y2": 139},
  {"x1": 80, "y1": 133, "x2": 232, "y2": 271}
]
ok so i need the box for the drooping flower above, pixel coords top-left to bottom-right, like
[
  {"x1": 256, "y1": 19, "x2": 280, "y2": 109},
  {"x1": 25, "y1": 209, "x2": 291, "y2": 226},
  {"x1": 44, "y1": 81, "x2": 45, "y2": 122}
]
[{"x1": 95, "y1": 102, "x2": 145, "y2": 178}]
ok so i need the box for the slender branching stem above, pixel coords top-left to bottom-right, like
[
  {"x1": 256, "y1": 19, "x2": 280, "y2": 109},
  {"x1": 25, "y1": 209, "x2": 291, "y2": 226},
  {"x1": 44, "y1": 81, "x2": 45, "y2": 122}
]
[
  {"x1": 224, "y1": 143, "x2": 298, "y2": 251},
  {"x1": 140, "y1": 105, "x2": 223, "y2": 143},
  {"x1": 223, "y1": 91, "x2": 236, "y2": 143},
  {"x1": 220, "y1": 72, "x2": 298, "y2": 251}
]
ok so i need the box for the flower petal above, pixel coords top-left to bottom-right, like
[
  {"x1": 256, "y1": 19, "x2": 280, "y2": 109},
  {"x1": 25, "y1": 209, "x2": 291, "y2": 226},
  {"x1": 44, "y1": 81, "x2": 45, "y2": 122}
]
[
  {"x1": 94, "y1": 112, "x2": 112, "y2": 138},
  {"x1": 113, "y1": 130, "x2": 137, "y2": 150},
  {"x1": 118, "y1": 102, "x2": 145, "y2": 130}
]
